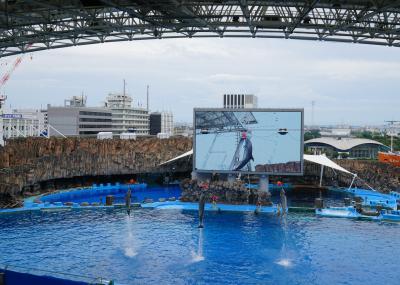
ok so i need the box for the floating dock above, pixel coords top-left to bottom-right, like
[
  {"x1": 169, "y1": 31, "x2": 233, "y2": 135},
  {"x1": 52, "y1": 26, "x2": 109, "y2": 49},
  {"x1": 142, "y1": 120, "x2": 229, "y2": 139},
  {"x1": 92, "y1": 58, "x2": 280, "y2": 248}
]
[
  {"x1": 141, "y1": 201, "x2": 282, "y2": 214},
  {"x1": 315, "y1": 206, "x2": 400, "y2": 222}
]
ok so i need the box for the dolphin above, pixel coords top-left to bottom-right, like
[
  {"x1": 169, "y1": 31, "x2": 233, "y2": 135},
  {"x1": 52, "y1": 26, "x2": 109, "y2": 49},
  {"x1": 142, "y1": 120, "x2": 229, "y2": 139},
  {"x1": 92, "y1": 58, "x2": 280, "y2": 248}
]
[
  {"x1": 280, "y1": 188, "x2": 287, "y2": 215},
  {"x1": 198, "y1": 192, "x2": 206, "y2": 228},
  {"x1": 233, "y1": 138, "x2": 254, "y2": 171},
  {"x1": 125, "y1": 188, "x2": 132, "y2": 216}
]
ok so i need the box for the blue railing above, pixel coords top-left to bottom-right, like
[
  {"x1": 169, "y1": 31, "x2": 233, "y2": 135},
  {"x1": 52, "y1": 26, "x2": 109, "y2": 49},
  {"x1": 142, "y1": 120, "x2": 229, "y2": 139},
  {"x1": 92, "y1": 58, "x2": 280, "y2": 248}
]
[
  {"x1": 35, "y1": 183, "x2": 147, "y2": 204},
  {"x1": 0, "y1": 264, "x2": 111, "y2": 285}
]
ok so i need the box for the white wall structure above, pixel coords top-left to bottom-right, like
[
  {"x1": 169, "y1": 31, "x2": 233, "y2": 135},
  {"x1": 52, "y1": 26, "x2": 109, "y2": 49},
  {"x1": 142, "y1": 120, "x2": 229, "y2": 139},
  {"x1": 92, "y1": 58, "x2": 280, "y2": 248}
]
[
  {"x1": 105, "y1": 93, "x2": 149, "y2": 135},
  {"x1": 120, "y1": 132, "x2": 137, "y2": 140},
  {"x1": 223, "y1": 94, "x2": 258, "y2": 109},
  {"x1": 2, "y1": 109, "x2": 48, "y2": 139},
  {"x1": 157, "y1": 132, "x2": 170, "y2": 139},
  {"x1": 97, "y1": 132, "x2": 113, "y2": 139}
]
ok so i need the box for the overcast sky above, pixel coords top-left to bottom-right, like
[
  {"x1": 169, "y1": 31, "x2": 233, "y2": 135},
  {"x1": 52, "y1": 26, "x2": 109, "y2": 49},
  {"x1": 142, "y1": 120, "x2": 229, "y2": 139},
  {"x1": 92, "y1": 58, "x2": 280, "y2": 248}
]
[{"x1": 0, "y1": 37, "x2": 399, "y2": 125}]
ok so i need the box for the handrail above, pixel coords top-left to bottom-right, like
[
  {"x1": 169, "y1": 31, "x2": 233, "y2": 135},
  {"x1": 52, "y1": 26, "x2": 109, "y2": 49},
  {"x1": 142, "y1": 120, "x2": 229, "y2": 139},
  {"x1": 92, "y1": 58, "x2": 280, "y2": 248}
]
[{"x1": 0, "y1": 263, "x2": 111, "y2": 284}]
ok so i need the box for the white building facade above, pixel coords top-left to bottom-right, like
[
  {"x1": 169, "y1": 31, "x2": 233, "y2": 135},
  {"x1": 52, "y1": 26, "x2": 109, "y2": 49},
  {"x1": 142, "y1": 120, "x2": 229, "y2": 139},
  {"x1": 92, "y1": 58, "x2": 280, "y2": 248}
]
[
  {"x1": 161, "y1": 111, "x2": 173, "y2": 135},
  {"x1": 47, "y1": 106, "x2": 112, "y2": 137},
  {"x1": 105, "y1": 93, "x2": 149, "y2": 135},
  {"x1": 149, "y1": 111, "x2": 174, "y2": 136},
  {"x1": 2, "y1": 109, "x2": 47, "y2": 139}
]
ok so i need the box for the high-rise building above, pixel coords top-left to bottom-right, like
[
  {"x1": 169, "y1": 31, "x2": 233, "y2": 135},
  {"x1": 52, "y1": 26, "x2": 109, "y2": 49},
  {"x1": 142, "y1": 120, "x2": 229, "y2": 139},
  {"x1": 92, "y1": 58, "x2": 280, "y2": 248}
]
[
  {"x1": 105, "y1": 93, "x2": 149, "y2": 135},
  {"x1": 149, "y1": 111, "x2": 174, "y2": 136},
  {"x1": 223, "y1": 94, "x2": 258, "y2": 109},
  {"x1": 161, "y1": 111, "x2": 173, "y2": 135},
  {"x1": 149, "y1": 113, "x2": 161, "y2": 135},
  {"x1": 47, "y1": 97, "x2": 112, "y2": 137}
]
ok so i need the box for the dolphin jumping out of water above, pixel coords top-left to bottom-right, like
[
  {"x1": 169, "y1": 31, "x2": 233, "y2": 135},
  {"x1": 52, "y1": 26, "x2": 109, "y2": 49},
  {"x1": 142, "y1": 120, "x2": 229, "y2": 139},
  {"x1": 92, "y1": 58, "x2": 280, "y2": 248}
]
[
  {"x1": 233, "y1": 137, "x2": 254, "y2": 171},
  {"x1": 198, "y1": 192, "x2": 206, "y2": 228},
  {"x1": 125, "y1": 188, "x2": 132, "y2": 216}
]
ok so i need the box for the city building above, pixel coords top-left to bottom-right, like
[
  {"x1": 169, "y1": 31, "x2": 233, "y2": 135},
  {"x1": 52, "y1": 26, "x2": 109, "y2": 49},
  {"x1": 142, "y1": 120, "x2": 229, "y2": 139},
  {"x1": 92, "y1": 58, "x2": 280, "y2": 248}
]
[
  {"x1": 48, "y1": 96, "x2": 112, "y2": 137},
  {"x1": 319, "y1": 126, "x2": 352, "y2": 137},
  {"x1": 104, "y1": 93, "x2": 149, "y2": 135},
  {"x1": 149, "y1": 111, "x2": 174, "y2": 136},
  {"x1": 2, "y1": 109, "x2": 47, "y2": 139},
  {"x1": 149, "y1": 113, "x2": 161, "y2": 135},
  {"x1": 305, "y1": 137, "x2": 390, "y2": 159},
  {"x1": 223, "y1": 94, "x2": 258, "y2": 109},
  {"x1": 174, "y1": 122, "x2": 193, "y2": 137}
]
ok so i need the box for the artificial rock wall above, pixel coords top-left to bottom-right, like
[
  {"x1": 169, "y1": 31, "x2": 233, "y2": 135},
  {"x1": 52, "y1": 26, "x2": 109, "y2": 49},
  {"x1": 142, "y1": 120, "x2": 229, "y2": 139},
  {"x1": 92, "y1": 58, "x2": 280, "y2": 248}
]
[
  {"x1": 0, "y1": 137, "x2": 192, "y2": 198},
  {"x1": 306, "y1": 159, "x2": 400, "y2": 193},
  {"x1": 0, "y1": 136, "x2": 399, "y2": 206}
]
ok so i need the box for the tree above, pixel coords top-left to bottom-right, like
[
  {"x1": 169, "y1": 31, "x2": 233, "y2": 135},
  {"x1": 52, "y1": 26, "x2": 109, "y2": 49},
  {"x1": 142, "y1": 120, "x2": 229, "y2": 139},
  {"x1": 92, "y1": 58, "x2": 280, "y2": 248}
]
[{"x1": 304, "y1": 130, "x2": 321, "y2": 141}]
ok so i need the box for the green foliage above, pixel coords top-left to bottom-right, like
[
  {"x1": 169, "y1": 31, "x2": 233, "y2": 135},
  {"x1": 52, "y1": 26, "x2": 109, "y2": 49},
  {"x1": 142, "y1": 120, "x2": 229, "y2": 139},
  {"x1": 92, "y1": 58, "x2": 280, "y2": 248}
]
[
  {"x1": 352, "y1": 131, "x2": 400, "y2": 151},
  {"x1": 304, "y1": 130, "x2": 321, "y2": 141}
]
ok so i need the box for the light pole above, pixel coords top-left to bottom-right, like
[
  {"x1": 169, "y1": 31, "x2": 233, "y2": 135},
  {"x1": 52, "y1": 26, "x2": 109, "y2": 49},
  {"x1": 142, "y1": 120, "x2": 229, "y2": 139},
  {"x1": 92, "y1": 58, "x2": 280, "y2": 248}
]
[
  {"x1": 0, "y1": 94, "x2": 6, "y2": 146},
  {"x1": 385, "y1": 120, "x2": 400, "y2": 152}
]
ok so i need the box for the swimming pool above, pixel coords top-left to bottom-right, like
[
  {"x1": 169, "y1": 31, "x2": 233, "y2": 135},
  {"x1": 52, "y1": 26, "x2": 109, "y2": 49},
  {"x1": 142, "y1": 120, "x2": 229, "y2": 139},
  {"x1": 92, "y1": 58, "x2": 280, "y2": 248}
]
[
  {"x1": 34, "y1": 183, "x2": 349, "y2": 208},
  {"x1": 37, "y1": 185, "x2": 181, "y2": 205},
  {"x1": 1, "y1": 206, "x2": 399, "y2": 285}
]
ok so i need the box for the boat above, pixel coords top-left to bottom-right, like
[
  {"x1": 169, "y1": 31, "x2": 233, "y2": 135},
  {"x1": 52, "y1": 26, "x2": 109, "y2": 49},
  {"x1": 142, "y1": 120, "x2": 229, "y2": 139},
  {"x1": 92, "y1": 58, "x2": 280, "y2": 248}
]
[
  {"x1": 378, "y1": 151, "x2": 400, "y2": 167},
  {"x1": 316, "y1": 206, "x2": 382, "y2": 221},
  {"x1": 345, "y1": 187, "x2": 398, "y2": 210},
  {"x1": 381, "y1": 210, "x2": 400, "y2": 222},
  {"x1": 315, "y1": 206, "x2": 359, "y2": 219}
]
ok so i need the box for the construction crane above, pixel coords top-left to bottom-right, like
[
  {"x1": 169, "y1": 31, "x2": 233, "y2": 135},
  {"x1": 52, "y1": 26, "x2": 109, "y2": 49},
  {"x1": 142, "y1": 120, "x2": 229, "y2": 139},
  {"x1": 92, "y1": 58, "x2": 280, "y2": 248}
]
[
  {"x1": 0, "y1": 44, "x2": 33, "y2": 90},
  {"x1": 0, "y1": 44, "x2": 33, "y2": 146},
  {"x1": 385, "y1": 120, "x2": 400, "y2": 152}
]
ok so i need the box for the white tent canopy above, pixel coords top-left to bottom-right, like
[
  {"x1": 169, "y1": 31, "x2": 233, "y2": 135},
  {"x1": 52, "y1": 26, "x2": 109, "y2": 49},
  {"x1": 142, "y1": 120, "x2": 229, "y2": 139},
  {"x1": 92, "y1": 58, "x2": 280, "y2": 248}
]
[
  {"x1": 159, "y1": 149, "x2": 193, "y2": 166},
  {"x1": 303, "y1": 154, "x2": 355, "y2": 176},
  {"x1": 160, "y1": 150, "x2": 355, "y2": 177}
]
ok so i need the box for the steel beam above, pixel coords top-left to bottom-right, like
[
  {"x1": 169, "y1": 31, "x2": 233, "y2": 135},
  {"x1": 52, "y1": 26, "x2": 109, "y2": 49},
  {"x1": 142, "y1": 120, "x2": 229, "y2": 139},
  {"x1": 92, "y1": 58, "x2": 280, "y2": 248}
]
[{"x1": 1, "y1": 0, "x2": 400, "y2": 57}]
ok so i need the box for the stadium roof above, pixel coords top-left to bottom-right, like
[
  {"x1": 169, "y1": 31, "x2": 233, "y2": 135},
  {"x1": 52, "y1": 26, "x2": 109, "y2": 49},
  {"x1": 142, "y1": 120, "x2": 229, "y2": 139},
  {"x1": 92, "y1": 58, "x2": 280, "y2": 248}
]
[
  {"x1": 305, "y1": 137, "x2": 388, "y2": 151},
  {"x1": 2, "y1": 1, "x2": 400, "y2": 57}
]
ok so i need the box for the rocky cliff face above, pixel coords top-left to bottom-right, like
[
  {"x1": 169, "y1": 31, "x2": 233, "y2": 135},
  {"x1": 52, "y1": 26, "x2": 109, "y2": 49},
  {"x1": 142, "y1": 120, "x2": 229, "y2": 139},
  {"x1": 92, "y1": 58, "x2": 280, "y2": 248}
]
[
  {"x1": 0, "y1": 137, "x2": 192, "y2": 199},
  {"x1": 1, "y1": 137, "x2": 398, "y2": 207},
  {"x1": 180, "y1": 179, "x2": 272, "y2": 205},
  {"x1": 305, "y1": 160, "x2": 400, "y2": 193}
]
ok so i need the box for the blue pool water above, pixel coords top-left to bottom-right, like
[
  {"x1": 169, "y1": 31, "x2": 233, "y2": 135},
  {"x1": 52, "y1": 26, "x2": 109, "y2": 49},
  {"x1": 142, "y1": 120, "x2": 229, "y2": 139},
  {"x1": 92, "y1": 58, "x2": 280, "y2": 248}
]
[
  {"x1": 35, "y1": 184, "x2": 350, "y2": 209},
  {"x1": 1, "y1": 206, "x2": 399, "y2": 285},
  {"x1": 38, "y1": 185, "x2": 181, "y2": 205}
]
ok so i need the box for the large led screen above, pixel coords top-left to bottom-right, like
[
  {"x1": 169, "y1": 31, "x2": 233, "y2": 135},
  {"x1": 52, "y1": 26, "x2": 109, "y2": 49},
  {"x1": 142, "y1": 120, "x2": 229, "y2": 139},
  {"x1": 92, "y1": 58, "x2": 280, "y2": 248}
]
[{"x1": 194, "y1": 108, "x2": 304, "y2": 175}]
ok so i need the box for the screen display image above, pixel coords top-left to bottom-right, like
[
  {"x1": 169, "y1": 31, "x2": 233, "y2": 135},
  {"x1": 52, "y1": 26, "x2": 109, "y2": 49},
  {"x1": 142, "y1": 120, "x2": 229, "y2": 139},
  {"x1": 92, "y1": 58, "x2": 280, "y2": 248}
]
[{"x1": 194, "y1": 109, "x2": 304, "y2": 175}]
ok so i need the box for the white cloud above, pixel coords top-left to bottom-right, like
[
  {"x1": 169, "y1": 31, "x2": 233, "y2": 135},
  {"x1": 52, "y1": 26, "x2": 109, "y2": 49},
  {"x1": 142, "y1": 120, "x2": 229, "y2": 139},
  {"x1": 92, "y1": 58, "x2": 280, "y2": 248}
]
[
  {"x1": 181, "y1": 73, "x2": 281, "y2": 83},
  {"x1": 307, "y1": 59, "x2": 400, "y2": 81},
  {"x1": 2, "y1": 37, "x2": 399, "y2": 124}
]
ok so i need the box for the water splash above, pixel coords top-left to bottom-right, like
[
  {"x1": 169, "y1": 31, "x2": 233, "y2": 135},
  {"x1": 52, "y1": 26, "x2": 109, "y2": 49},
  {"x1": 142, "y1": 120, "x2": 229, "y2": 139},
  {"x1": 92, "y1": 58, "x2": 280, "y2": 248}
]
[
  {"x1": 275, "y1": 258, "x2": 293, "y2": 268},
  {"x1": 123, "y1": 215, "x2": 138, "y2": 258},
  {"x1": 190, "y1": 251, "x2": 205, "y2": 262},
  {"x1": 124, "y1": 247, "x2": 138, "y2": 258},
  {"x1": 190, "y1": 228, "x2": 205, "y2": 263}
]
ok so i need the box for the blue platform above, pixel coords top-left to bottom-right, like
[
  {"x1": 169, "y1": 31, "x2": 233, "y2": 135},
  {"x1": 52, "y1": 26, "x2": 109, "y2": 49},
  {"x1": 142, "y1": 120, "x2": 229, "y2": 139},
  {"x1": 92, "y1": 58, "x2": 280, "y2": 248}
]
[
  {"x1": 315, "y1": 206, "x2": 400, "y2": 222},
  {"x1": 36, "y1": 183, "x2": 146, "y2": 204},
  {"x1": 330, "y1": 187, "x2": 398, "y2": 210},
  {"x1": 141, "y1": 200, "x2": 283, "y2": 214}
]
